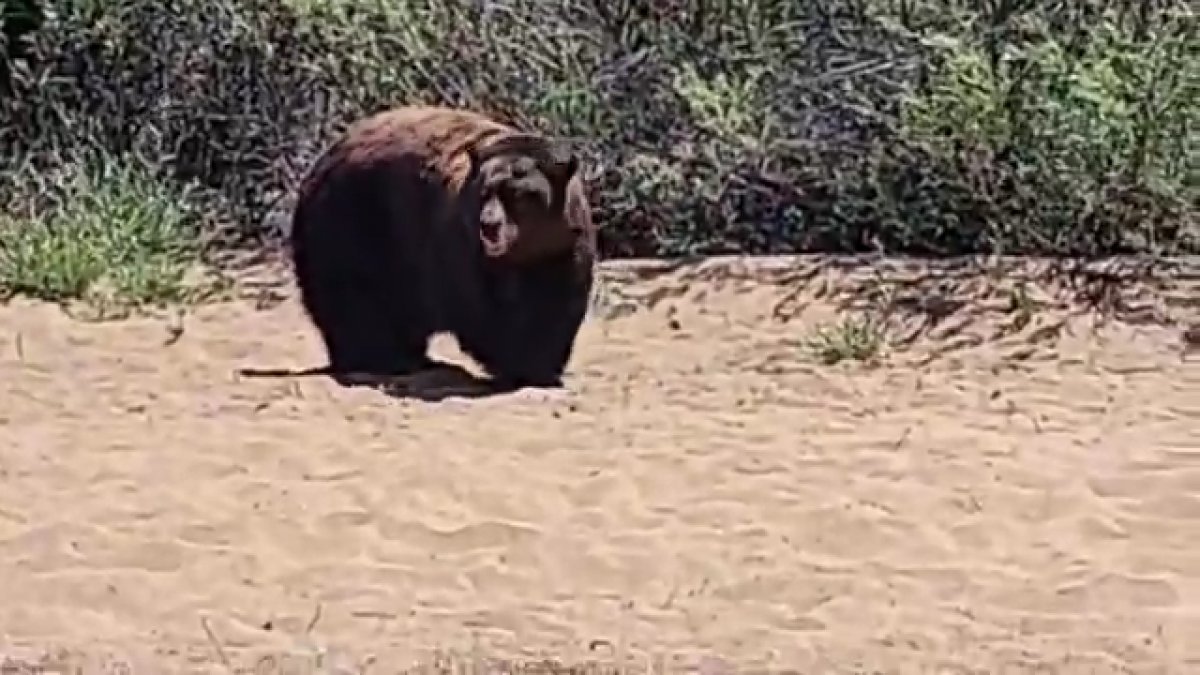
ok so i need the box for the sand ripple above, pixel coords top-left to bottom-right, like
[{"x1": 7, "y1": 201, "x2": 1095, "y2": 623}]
[{"x1": 1, "y1": 256, "x2": 1197, "y2": 673}]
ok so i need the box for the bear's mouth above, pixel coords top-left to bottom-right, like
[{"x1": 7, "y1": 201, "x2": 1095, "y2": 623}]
[
  {"x1": 480, "y1": 217, "x2": 515, "y2": 257},
  {"x1": 480, "y1": 216, "x2": 501, "y2": 241},
  {"x1": 479, "y1": 196, "x2": 514, "y2": 257}
]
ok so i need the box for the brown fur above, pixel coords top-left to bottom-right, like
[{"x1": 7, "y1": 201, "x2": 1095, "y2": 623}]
[{"x1": 289, "y1": 105, "x2": 596, "y2": 389}]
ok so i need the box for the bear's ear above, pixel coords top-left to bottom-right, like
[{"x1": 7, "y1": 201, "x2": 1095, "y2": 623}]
[
  {"x1": 476, "y1": 133, "x2": 552, "y2": 164},
  {"x1": 558, "y1": 151, "x2": 579, "y2": 183},
  {"x1": 545, "y1": 141, "x2": 579, "y2": 186}
]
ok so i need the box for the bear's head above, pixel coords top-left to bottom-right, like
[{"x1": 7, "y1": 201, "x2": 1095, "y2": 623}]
[{"x1": 467, "y1": 133, "x2": 583, "y2": 264}]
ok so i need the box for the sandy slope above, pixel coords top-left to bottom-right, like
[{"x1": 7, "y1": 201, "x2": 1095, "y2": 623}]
[{"x1": 0, "y1": 256, "x2": 1197, "y2": 674}]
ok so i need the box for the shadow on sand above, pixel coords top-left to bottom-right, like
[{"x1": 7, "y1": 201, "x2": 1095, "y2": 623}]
[{"x1": 236, "y1": 359, "x2": 528, "y2": 402}]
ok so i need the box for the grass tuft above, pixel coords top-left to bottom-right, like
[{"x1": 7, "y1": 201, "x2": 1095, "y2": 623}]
[
  {"x1": 802, "y1": 314, "x2": 888, "y2": 366},
  {"x1": 0, "y1": 157, "x2": 217, "y2": 318}
]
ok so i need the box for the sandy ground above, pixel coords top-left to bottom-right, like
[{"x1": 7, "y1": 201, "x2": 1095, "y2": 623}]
[{"x1": 1, "y1": 255, "x2": 1198, "y2": 674}]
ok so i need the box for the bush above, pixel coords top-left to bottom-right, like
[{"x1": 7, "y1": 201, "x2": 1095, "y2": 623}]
[
  {"x1": 0, "y1": 154, "x2": 213, "y2": 315},
  {"x1": 1, "y1": 0, "x2": 1196, "y2": 287},
  {"x1": 898, "y1": 1, "x2": 1198, "y2": 255}
]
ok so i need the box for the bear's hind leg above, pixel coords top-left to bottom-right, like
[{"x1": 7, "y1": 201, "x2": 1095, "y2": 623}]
[
  {"x1": 383, "y1": 284, "x2": 439, "y2": 375},
  {"x1": 310, "y1": 287, "x2": 428, "y2": 386}
]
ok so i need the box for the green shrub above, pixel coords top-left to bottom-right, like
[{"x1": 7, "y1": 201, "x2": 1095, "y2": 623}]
[
  {"x1": 900, "y1": 2, "x2": 1198, "y2": 254},
  {"x1": 803, "y1": 315, "x2": 889, "y2": 366},
  {"x1": 0, "y1": 155, "x2": 212, "y2": 314}
]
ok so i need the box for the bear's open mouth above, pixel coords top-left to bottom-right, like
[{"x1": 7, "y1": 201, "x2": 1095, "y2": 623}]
[
  {"x1": 479, "y1": 196, "x2": 512, "y2": 256},
  {"x1": 480, "y1": 218, "x2": 514, "y2": 257},
  {"x1": 480, "y1": 217, "x2": 501, "y2": 241}
]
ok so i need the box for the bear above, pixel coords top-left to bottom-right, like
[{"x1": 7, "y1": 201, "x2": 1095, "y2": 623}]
[{"x1": 288, "y1": 104, "x2": 597, "y2": 391}]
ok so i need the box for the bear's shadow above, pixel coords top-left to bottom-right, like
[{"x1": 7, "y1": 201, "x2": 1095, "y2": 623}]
[{"x1": 237, "y1": 359, "x2": 525, "y2": 402}]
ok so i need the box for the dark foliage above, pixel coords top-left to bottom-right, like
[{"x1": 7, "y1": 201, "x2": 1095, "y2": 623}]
[{"x1": 2, "y1": 0, "x2": 1196, "y2": 260}]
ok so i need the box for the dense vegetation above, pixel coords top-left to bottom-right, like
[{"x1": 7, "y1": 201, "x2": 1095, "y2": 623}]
[{"x1": 1, "y1": 0, "x2": 1197, "y2": 308}]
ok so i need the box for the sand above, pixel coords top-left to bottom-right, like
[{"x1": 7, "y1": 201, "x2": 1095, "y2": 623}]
[{"x1": 0, "y1": 255, "x2": 1197, "y2": 674}]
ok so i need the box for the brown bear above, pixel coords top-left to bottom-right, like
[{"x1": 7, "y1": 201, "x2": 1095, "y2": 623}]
[{"x1": 288, "y1": 105, "x2": 597, "y2": 391}]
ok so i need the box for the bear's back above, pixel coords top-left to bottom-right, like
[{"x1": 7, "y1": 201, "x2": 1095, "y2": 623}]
[{"x1": 301, "y1": 106, "x2": 516, "y2": 197}]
